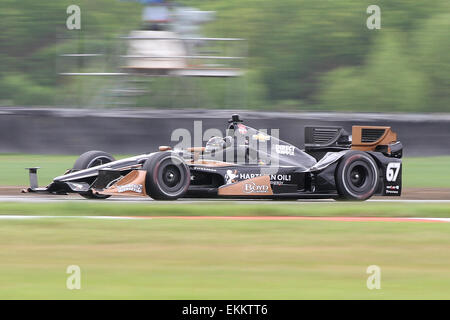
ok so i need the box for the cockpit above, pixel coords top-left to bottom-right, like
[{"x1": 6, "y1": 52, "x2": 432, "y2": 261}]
[
  {"x1": 201, "y1": 114, "x2": 317, "y2": 169},
  {"x1": 205, "y1": 136, "x2": 234, "y2": 153}
]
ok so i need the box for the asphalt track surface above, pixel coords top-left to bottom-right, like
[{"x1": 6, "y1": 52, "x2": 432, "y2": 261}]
[
  {"x1": 1, "y1": 188, "x2": 449, "y2": 224},
  {"x1": 2, "y1": 186, "x2": 449, "y2": 202},
  {"x1": 0, "y1": 214, "x2": 449, "y2": 223},
  {"x1": 1, "y1": 194, "x2": 450, "y2": 204},
  {"x1": 1, "y1": 193, "x2": 449, "y2": 223}
]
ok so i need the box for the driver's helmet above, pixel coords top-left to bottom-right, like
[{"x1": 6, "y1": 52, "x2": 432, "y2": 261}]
[
  {"x1": 205, "y1": 136, "x2": 225, "y2": 153},
  {"x1": 223, "y1": 136, "x2": 234, "y2": 148},
  {"x1": 205, "y1": 136, "x2": 234, "y2": 153}
]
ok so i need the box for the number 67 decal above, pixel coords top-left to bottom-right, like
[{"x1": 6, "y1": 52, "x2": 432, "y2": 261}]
[{"x1": 386, "y1": 163, "x2": 401, "y2": 182}]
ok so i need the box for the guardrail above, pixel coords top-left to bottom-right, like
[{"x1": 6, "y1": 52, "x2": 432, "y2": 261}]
[{"x1": 1, "y1": 108, "x2": 449, "y2": 156}]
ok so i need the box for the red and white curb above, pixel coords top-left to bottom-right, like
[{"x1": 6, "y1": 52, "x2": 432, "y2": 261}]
[{"x1": 0, "y1": 215, "x2": 449, "y2": 223}]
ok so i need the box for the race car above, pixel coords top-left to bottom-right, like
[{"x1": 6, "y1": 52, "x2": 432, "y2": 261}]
[{"x1": 24, "y1": 114, "x2": 403, "y2": 201}]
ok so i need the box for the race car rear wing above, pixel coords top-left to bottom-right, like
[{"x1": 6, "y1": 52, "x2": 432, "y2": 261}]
[
  {"x1": 351, "y1": 126, "x2": 402, "y2": 158},
  {"x1": 304, "y1": 125, "x2": 402, "y2": 159},
  {"x1": 304, "y1": 126, "x2": 351, "y2": 150}
]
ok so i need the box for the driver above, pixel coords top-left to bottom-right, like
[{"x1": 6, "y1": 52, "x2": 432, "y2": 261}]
[{"x1": 205, "y1": 136, "x2": 234, "y2": 153}]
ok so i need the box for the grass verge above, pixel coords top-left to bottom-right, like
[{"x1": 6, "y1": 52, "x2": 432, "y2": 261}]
[
  {"x1": 0, "y1": 201, "x2": 449, "y2": 218},
  {"x1": 0, "y1": 218, "x2": 449, "y2": 299}
]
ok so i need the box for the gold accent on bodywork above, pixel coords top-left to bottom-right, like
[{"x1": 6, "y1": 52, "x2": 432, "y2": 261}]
[
  {"x1": 188, "y1": 159, "x2": 236, "y2": 167},
  {"x1": 218, "y1": 175, "x2": 273, "y2": 196},
  {"x1": 351, "y1": 126, "x2": 398, "y2": 151},
  {"x1": 95, "y1": 170, "x2": 147, "y2": 197},
  {"x1": 186, "y1": 147, "x2": 206, "y2": 161},
  {"x1": 187, "y1": 147, "x2": 206, "y2": 153}
]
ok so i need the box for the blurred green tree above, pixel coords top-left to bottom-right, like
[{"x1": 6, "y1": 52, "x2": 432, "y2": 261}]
[
  {"x1": 0, "y1": 0, "x2": 447, "y2": 111},
  {"x1": 318, "y1": 34, "x2": 428, "y2": 112}
]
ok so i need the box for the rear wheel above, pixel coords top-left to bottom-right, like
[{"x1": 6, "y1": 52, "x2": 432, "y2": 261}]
[
  {"x1": 335, "y1": 151, "x2": 379, "y2": 201},
  {"x1": 73, "y1": 150, "x2": 115, "y2": 199},
  {"x1": 144, "y1": 152, "x2": 190, "y2": 200}
]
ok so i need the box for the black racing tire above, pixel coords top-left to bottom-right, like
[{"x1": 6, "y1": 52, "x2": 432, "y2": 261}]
[
  {"x1": 143, "y1": 152, "x2": 190, "y2": 200},
  {"x1": 73, "y1": 150, "x2": 115, "y2": 199},
  {"x1": 335, "y1": 151, "x2": 379, "y2": 201}
]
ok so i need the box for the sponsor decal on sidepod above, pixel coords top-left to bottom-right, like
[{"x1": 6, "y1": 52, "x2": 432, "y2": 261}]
[
  {"x1": 239, "y1": 173, "x2": 291, "y2": 183},
  {"x1": 243, "y1": 182, "x2": 270, "y2": 194},
  {"x1": 117, "y1": 184, "x2": 143, "y2": 193},
  {"x1": 275, "y1": 144, "x2": 295, "y2": 156}
]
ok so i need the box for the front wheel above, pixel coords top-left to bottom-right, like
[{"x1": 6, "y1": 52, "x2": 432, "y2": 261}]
[
  {"x1": 73, "y1": 150, "x2": 116, "y2": 199},
  {"x1": 335, "y1": 151, "x2": 379, "y2": 201},
  {"x1": 143, "y1": 152, "x2": 190, "y2": 200}
]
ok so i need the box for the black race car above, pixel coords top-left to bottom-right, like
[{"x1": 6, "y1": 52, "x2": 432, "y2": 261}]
[{"x1": 24, "y1": 114, "x2": 402, "y2": 201}]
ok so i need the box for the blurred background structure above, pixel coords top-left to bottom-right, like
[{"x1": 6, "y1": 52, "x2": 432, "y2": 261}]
[
  {"x1": 57, "y1": 0, "x2": 246, "y2": 108},
  {"x1": 0, "y1": 0, "x2": 448, "y2": 111}
]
